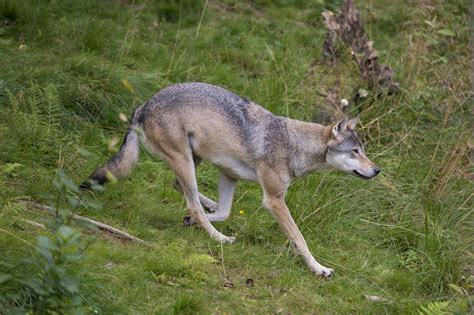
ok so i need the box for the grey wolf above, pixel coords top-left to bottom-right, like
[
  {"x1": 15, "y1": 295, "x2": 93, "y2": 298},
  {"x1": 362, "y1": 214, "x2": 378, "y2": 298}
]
[{"x1": 81, "y1": 82, "x2": 380, "y2": 278}]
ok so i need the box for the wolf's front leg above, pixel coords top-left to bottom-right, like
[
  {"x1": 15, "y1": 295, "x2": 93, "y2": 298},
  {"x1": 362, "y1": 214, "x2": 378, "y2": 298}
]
[
  {"x1": 259, "y1": 169, "x2": 334, "y2": 278},
  {"x1": 206, "y1": 172, "x2": 236, "y2": 222},
  {"x1": 183, "y1": 171, "x2": 237, "y2": 225}
]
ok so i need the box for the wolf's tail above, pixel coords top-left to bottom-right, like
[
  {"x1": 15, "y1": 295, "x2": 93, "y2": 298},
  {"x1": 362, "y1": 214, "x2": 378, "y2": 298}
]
[{"x1": 80, "y1": 107, "x2": 143, "y2": 190}]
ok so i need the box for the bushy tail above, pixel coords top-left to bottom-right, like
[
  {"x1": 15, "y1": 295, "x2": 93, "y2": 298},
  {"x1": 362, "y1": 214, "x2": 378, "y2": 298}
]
[{"x1": 80, "y1": 109, "x2": 142, "y2": 190}]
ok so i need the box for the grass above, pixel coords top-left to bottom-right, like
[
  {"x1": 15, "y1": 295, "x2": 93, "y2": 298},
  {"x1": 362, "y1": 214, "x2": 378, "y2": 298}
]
[{"x1": 0, "y1": 0, "x2": 472, "y2": 313}]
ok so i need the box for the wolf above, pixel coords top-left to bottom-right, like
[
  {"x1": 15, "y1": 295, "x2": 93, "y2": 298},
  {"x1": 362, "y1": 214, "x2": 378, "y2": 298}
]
[{"x1": 81, "y1": 82, "x2": 380, "y2": 278}]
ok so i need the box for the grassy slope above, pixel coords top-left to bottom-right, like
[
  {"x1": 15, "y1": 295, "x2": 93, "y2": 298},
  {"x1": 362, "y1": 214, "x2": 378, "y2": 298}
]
[{"x1": 0, "y1": 0, "x2": 472, "y2": 313}]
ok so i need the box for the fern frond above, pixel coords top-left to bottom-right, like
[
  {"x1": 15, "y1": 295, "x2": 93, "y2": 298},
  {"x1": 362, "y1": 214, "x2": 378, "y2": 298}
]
[
  {"x1": 1, "y1": 199, "x2": 27, "y2": 215},
  {"x1": 418, "y1": 301, "x2": 450, "y2": 315},
  {"x1": 43, "y1": 84, "x2": 62, "y2": 130},
  {"x1": 0, "y1": 163, "x2": 22, "y2": 177},
  {"x1": 0, "y1": 163, "x2": 22, "y2": 189},
  {"x1": 185, "y1": 254, "x2": 217, "y2": 268},
  {"x1": 26, "y1": 83, "x2": 43, "y2": 117},
  {"x1": 6, "y1": 89, "x2": 20, "y2": 114},
  {"x1": 0, "y1": 163, "x2": 22, "y2": 203}
]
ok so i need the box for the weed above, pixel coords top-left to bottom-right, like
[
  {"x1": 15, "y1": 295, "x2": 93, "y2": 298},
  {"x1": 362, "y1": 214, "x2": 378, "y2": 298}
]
[{"x1": 0, "y1": 167, "x2": 100, "y2": 313}]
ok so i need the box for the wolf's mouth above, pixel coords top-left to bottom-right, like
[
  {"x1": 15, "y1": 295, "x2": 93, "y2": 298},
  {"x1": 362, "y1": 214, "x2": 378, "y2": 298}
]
[{"x1": 352, "y1": 170, "x2": 372, "y2": 180}]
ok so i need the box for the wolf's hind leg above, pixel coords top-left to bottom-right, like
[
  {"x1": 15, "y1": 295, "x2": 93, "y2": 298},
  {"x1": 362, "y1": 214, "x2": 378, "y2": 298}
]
[
  {"x1": 205, "y1": 171, "x2": 236, "y2": 222},
  {"x1": 167, "y1": 152, "x2": 235, "y2": 244},
  {"x1": 173, "y1": 154, "x2": 218, "y2": 212}
]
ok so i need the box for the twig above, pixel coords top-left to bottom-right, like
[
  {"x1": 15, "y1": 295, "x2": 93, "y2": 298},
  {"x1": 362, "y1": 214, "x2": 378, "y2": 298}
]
[
  {"x1": 22, "y1": 201, "x2": 147, "y2": 244},
  {"x1": 220, "y1": 240, "x2": 227, "y2": 279},
  {"x1": 21, "y1": 219, "x2": 46, "y2": 229},
  {"x1": 220, "y1": 240, "x2": 233, "y2": 288}
]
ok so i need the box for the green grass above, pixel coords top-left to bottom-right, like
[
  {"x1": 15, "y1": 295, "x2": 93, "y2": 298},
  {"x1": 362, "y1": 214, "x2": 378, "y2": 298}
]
[{"x1": 0, "y1": 0, "x2": 472, "y2": 313}]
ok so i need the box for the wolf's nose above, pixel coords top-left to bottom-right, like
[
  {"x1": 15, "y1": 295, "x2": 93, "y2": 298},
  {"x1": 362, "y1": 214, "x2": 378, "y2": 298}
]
[{"x1": 374, "y1": 167, "x2": 381, "y2": 175}]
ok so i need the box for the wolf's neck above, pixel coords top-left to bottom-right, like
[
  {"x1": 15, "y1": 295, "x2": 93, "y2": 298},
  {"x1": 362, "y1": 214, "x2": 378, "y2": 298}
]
[{"x1": 284, "y1": 118, "x2": 330, "y2": 177}]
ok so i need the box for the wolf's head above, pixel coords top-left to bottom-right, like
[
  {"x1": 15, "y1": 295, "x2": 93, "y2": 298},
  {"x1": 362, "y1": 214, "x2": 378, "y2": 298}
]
[{"x1": 325, "y1": 115, "x2": 380, "y2": 179}]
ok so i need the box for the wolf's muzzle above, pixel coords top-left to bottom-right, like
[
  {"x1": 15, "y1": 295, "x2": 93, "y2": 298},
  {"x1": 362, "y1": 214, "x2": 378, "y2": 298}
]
[{"x1": 353, "y1": 167, "x2": 380, "y2": 180}]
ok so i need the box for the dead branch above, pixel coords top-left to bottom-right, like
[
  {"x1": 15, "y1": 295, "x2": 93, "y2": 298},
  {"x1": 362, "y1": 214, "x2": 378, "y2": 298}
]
[
  {"x1": 22, "y1": 201, "x2": 147, "y2": 244},
  {"x1": 322, "y1": 0, "x2": 399, "y2": 94},
  {"x1": 304, "y1": 0, "x2": 400, "y2": 124},
  {"x1": 21, "y1": 219, "x2": 47, "y2": 229}
]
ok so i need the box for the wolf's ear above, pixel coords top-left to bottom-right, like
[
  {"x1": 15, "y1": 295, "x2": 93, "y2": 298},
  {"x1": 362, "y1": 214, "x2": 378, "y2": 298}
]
[
  {"x1": 347, "y1": 114, "x2": 361, "y2": 130},
  {"x1": 331, "y1": 116, "x2": 348, "y2": 138}
]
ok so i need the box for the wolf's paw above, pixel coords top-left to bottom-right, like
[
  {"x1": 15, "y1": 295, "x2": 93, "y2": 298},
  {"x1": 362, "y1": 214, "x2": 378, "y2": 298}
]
[
  {"x1": 202, "y1": 201, "x2": 218, "y2": 213},
  {"x1": 315, "y1": 266, "x2": 334, "y2": 279},
  {"x1": 182, "y1": 215, "x2": 195, "y2": 227},
  {"x1": 218, "y1": 235, "x2": 236, "y2": 244},
  {"x1": 206, "y1": 204, "x2": 218, "y2": 213}
]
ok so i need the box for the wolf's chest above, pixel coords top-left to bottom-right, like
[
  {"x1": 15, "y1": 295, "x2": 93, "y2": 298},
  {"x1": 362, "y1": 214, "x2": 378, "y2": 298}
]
[{"x1": 210, "y1": 156, "x2": 257, "y2": 181}]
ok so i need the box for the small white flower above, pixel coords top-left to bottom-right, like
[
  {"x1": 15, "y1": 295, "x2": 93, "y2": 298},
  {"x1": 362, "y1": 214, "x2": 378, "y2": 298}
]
[
  {"x1": 358, "y1": 88, "x2": 368, "y2": 98},
  {"x1": 340, "y1": 99, "x2": 349, "y2": 107}
]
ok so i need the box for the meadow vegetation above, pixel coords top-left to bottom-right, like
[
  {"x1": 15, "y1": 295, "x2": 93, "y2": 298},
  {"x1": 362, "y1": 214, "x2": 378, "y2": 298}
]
[{"x1": 0, "y1": 0, "x2": 472, "y2": 313}]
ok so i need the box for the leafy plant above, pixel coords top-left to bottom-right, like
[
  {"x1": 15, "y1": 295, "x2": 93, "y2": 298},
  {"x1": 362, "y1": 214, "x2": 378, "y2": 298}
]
[
  {"x1": 0, "y1": 169, "x2": 100, "y2": 314},
  {"x1": 25, "y1": 225, "x2": 84, "y2": 313}
]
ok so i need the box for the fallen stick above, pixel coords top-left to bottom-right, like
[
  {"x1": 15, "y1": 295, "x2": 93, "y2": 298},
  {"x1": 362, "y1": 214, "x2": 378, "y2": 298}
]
[
  {"x1": 21, "y1": 219, "x2": 46, "y2": 229},
  {"x1": 22, "y1": 201, "x2": 147, "y2": 244}
]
